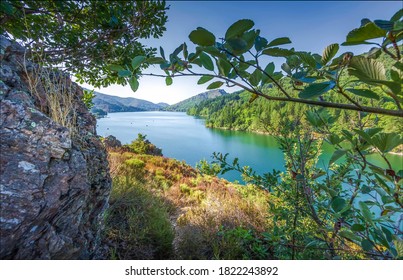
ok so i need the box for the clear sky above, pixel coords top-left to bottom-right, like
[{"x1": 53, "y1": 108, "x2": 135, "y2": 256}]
[{"x1": 77, "y1": 1, "x2": 401, "y2": 105}]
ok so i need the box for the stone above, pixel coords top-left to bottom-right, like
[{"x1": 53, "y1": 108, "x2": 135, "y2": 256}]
[
  {"x1": 0, "y1": 37, "x2": 111, "y2": 259},
  {"x1": 102, "y1": 135, "x2": 122, "y2": 149}
]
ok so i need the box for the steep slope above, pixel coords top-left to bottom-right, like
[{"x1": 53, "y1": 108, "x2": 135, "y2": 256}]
[
  {"x1": 92, "y1": 91, "x2": 168, "y2": 113},
  {"x1": 165, "y1": 89, "x2": 228, "y2": 112}
]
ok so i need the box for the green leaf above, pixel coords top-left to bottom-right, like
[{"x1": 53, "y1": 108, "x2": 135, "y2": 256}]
[
  {"x1": 353, "y1": 129, "x2": 374, "y2": 145},
  {"x1": 366, "y1": 47, "x2": 382, "y2": 59},
  {"x1": 361, "y1": 239, "x2": 374, "y2": 251},
  {"x1": 329, "y1": 149, "x2": 347, "y2": 164},
  {"x1": 160, "y1": 47, "x2": 166, "y2": 60},
  {"x1": 0, "y1": 2, "x2": 15, "y2": 15},
  {"x1": 107, "y1": 64, "x2": 125, "y2": 72},
  {"x1": 131, "y1": 56, "x2": 146, "y2": 70},
  {"x1": 227, "y1": 38, "x2": 248, "y2": 52},
  {"x1": 262, "y1": 47, "x2": 294, "y2": 57},
  {"x1": 391, "y1": 9, "x2": 403, "y2": 21},
  {"x1": 254, "y1": 36, "x2": 268, "y2": 52},
  {"x1": 217, "y1": 58, "x2": 232, "y2": 77},
  {"x1": 267, "y1": 37, "x2": 291, "y2": 48},
  {"x1": 331, "y1": 197, "x2": 347, "y2": 212},
  {"x1": 346, "y1": 88, "x2": 380, "y2": 100},
  {"x1": 207, "y1": 81, "x2": 224, "y2": 89},
  {"x1": 200, "y1": 46, "x2": 226, "y2": 59},
  {"x1": 339, "y1": 230, "x2": 361, "y2": 242},
  {"x1": 183, "y1": 42, "x2": 188, "y2": 59},
  {"x1": 281, "y1": 63, "x2": 292, "y2": 75},
  {"x1": 249, "y1": 68, "x2": 262, "y2": 86},
  {"x1": 172, "y1": 44, "x2": 184, "y2": 57},
  {"x1": 261, "y1": 62, "x2": 275, "y2": 84},
  {"x1": 197, "y1": 75, "x2": 214, "y2": 85},
  {"x1": 118, "y1": 70, "x2": 132, "y2": 77},
  {"x1": 165, "y1": 76, "x2": 173, "y2": 86},
  {"x1": 299, "y1": 81, "x2": 336, "y2": 99},
  {"x1": 321, "y1": 43, "x2": 339, "y2": 65},
  {"x1": 189, "y1": 27, "x2": 216, "y2": 46},
  {"x1": 128, "y1": 76, "x2": 139, "y2": 92},
  {"x1": 297, "y1": 52, "x2": 317, "y2": 68},
  {"x1": 199, "y1": 52, "x2": 214, "y2": 71},
  {"x1": 374, "y1": 20, "x2": 394, "y2": 31},
  {"x1": 394, "y1": 239, "x2": 403, "y2": 257},
  {"x1": 359, "y1": 201, "x2": 373, "y2": 224},
  {"x1": 351, "y1": 224, "x2": 366, "y2": 232},
  {"x1": 264, "y1": 62, "x2": 275, "y2": 75},
  {"x1": 225, "y1": 19, "x2": 254, "y2": 40},
  {"x1": 371, "y1": 132, "x2": 403, "y2": 153},
  {"x1": 343, "y1": 22, "x2": 387, "y2": 45},
  {"x1": 249, "y1": 93, "x2": 259, "y2": 103},
  {"x1": 146, "y1": 57, "x2": 165, "y2": 64},
  {"x1": 349, "y1": 57, "x2": 386, "y2": 81}
]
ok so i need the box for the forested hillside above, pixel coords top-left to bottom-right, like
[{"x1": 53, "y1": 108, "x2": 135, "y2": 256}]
[
  {"x1": 187, "y1": 50, "x2": 402, "y2": 136},
  {"x1": 165, "y1": 89, "x2": 228, "y2": 112},
  {"x1": 92, "y1": 91, "x2": 168, "y2": 113}
]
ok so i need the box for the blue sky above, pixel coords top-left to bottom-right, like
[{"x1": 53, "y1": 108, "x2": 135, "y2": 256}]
[{"x1": 78, "y1": 1, "x2": 401, "y2": 104}]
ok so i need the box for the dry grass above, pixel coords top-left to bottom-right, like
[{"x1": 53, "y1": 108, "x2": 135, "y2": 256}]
[
  {"x1": 21, "y1": 51, "x2": 78, "y2": 135},
  {"x1": 104, "y1": 149, "x2": 275, "y2": 259}
]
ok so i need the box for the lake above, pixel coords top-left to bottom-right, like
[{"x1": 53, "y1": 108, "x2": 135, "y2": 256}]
[{"x1": 97, "y1": 111, "x2": 402, "y2": 182}]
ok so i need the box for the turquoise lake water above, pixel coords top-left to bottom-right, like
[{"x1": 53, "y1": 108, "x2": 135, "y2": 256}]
[{"x1": 97, "y1": 111, "x2": 402, "y2": 182}]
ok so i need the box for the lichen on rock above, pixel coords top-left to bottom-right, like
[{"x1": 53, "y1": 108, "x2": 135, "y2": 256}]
[{"x1": 0, "y1": 36, "x2": 111, "y2": 259}]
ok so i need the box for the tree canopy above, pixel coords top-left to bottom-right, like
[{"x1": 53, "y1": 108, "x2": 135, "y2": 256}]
[
  {"x1": 0, "y1": 0, "x2": 168, "y2": 87},
  {"x1": 124, "y1": 9, "x2": 402, "y2": 118}
]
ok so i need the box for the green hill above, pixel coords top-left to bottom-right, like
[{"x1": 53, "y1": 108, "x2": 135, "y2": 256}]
[
  {"x1": 92, "y1": 91, "x2": 168, "y2": 113},
  {"x1": 165, "y1": 89, "x2": 228, "y2": 112}
]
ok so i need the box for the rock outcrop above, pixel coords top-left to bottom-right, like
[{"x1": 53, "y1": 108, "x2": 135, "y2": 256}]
[{"x1": 0, "y1": 36, "x2": 111, "y2": 259}]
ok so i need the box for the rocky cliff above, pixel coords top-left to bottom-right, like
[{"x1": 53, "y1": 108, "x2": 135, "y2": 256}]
[{"x1": 0, "y1": 36, "x2": 111, "y2": 259}]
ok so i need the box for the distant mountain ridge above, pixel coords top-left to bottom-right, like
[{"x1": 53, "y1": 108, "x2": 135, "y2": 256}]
[
  {"x1": 92, "y1": 91, "x2": 168, "y2": 113},
  {"x1": 165, "y1": 89, "x2": 228, "y2": 112}
]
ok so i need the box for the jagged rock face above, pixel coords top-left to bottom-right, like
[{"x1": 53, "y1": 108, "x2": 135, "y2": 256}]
[{"x1": 0, "y1": 37, "x2": 111, "y2": 259}]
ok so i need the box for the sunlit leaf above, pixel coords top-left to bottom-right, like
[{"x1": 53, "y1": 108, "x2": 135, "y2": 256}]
[
  {"x1": 165, "y1": 76, "x2": 173, "y2": 86},
  {"x1": 343, "y1": 22, "x2": 386, "y2": 45},
  {"x1": 249, "y1": 93, "x2": 259, "y2": 103},
  {"x1": 322, "y1": 43, "x2": 339, "y2": 65},
  {"x1": 207, "y1": 81, "x2": 224, "y2": 89},
  {"x1": 197, "y1": 75, "x2": 214, "y2": 85}
]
